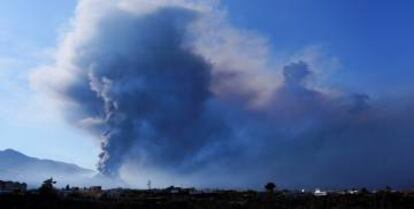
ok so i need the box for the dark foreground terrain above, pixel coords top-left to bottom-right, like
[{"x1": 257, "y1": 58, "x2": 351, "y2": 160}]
[{"x1": 1, "y1": 190, "x2": 414, "y2": 209}]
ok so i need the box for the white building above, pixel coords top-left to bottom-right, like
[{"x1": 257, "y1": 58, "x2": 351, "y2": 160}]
[{"x1": 314, "y1": 188, "x2": 327, "y2": 196}]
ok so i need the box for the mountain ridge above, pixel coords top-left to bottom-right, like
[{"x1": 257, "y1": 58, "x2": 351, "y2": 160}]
[{"x1": 0, "y1": 148, "x2": 96, "y2": 186}]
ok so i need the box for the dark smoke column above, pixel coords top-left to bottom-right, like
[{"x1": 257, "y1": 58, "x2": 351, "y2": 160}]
[{"x1": 64, "y1": 8, "x2": 216, "y2": 177}]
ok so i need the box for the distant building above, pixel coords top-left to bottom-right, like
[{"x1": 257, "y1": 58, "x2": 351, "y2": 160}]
[
  {"x1": 165, "y1": 186, "x2": 196, "y2": 194},
  {"x1": 83, "y1": 186, "x2": 103, "y2": 198},
  {"x1": 347, "y1": 189, "x2": 360, "y2": 195},
  {"x1": 105, "y1": 188, "x2": 123, "y2": 199},
  {"x1": 89, "y1": 186, "x2": 102, "y2": 192},
  {"x1": 60, "y1": 186, "x2": 103, "y2": 199},
  {"x1": 314, "y1": 188, "x2": 327, "y2": 196},
  {"x1": 0, "y1": 180, "x2": 27, "y2": 194}
]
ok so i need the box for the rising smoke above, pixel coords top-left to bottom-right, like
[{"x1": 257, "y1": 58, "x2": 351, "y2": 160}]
[{"x1": 33, "y1": 0, "x2": 414, "y2": 189}]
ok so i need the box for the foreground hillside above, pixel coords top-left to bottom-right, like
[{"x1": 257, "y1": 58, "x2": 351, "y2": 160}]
[{"x1": 1, "y1": 190, "x2": 414, "y2": 209}]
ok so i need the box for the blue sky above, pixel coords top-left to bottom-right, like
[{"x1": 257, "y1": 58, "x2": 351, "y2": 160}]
[
  {"x1": 224, "y1": 0, "x2": 414, "y2": 94},
  {"x1": 0, "y1": 0, "x2": 99, "y2": 169},
  {"x1": 1, "y1": 0, "x2": 413, "y2": 170}
]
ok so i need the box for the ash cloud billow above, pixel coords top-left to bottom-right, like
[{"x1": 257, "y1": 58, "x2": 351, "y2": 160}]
[
  {"x1": 33, "y1": 0, "x2": 414, "y2": 189},
  {"x1": 68, "y1": 7, "x2": 219, "y2": 176}
]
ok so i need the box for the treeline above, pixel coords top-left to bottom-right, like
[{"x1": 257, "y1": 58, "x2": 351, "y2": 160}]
[{"x1": 1, "y1": 191, "x2": 414, "y2": 209}]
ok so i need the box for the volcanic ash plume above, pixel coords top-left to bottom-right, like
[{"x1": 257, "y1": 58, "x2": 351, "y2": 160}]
[
  {"x1": 64, "y1": 7, "x2": 222, "y2": 176},
  {"x1": 33, "y1": 0, "x2": 414, "y2": 189}
]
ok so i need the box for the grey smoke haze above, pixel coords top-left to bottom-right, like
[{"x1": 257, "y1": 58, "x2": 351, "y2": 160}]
[{"x1": 34, "y1": 0, "x2": 414, "y2": 189}]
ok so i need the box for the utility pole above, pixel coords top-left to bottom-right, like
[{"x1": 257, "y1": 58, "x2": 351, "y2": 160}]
[{"x1": 147, "y1": 180, "x2": 152, "y2": 190}]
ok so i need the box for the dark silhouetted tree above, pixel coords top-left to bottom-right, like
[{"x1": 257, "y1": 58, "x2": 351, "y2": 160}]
[
  {"x1": 385, "y1": 186, "x2": 392, "y2": 192},
  {"x1": 360, "y1": 187, "x2": 369, "y2": 195},
  {"x1": 265, "y1": 182, "x2": 276, "y2": 193},
  {"x1": 39, "y1": 178, "x2": 57, "y2": 196}
]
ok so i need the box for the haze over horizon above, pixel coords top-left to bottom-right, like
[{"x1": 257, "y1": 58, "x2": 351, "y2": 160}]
[{"x1": 1, "y1": 0, "x2": 414, "y2": 189}]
